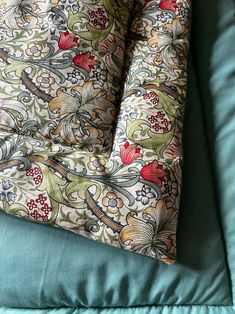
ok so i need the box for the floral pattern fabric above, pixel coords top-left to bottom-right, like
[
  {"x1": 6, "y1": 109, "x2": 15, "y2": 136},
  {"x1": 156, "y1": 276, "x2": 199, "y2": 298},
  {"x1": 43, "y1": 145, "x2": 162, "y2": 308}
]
[{"x1": 0, "y1": 0, "x2": 190, "y2": 264}]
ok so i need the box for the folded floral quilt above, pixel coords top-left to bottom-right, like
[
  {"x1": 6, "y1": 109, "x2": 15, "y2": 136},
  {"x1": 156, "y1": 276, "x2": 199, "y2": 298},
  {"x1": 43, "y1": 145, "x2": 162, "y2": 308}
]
[{"x1": 0, "y1": 0, "x2": 190, "y2": 264}]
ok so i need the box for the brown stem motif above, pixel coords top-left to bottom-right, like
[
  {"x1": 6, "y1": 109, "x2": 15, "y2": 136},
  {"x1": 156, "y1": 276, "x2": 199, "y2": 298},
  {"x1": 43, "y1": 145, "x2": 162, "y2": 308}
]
[
  {"x1": 146, "y1": 84, "x2": 181, "y2": 101},
  {"x1": 0, "y1": 50, "x2": 8, "y2": 62},
  {"x1": 85, "y1": 190, "x2": 123, "y2": 233},
  {"x1": 0, "y1": 155, "x2": 124, "y2": 233},
  {"x1": 0, "y1": 155, "x2": 68, "y2": 177},
  {"x1": 21, "y1": 71, "x2": 53, "y2": 103},
  {"x1": 123, "y1": 83, "x2": 181, "y2": 102},
  {"x1": 0, "y1": 49, "x2": 53, "y2": 103}
]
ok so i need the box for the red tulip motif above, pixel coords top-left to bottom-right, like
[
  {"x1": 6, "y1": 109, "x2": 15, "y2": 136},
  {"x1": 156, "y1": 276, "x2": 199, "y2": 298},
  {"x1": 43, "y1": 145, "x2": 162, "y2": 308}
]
[
  {"x1": 159, "y1": 0, "x2": 179, "y2": 11},
  {"x1": 140, "y1": 160, "x2": 168, "y2": 187},
  {"x1": 58, "y1": 31, "x2": 79, "y2": 50},
  {"x1": 73, "y1": 52, "x2": 97, "y2": 72},
  {"x1": 120, "y1": 141, "x2": 142, "y2": 165}
]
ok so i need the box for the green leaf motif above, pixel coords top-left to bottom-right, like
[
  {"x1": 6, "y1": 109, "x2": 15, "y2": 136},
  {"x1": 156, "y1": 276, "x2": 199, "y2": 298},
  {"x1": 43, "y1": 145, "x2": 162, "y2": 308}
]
[
  {"x1": 47, "y1": 199, "x2": 60, "y2": 224},
  {"x1": 68, "y1": 12, "x2": 113, "y2": 50},
  {"x1": 103, "y1": 0, "x2": 117, "y2": 17},
  {"x1": 66, "y1": 173, "x2": 101, "y2": 202},
  {"x1": 67, "y1": 12, "x2": 87, "y2": 31},
  {"x1": 126, "y1": 119, "x2": 175, "y2": 157},
  {"x1": 3, "y1": 201, "x2": 28, "y2": 215},
  {"x1": 158, "y1": 92, "x2": 178, "y2": 118},
  {"x1": 5, "y1": 58, "x2": 33, "y2": 78},
  {"x1": 36, "y1": 164, "x2": 66, "y2": 204}
]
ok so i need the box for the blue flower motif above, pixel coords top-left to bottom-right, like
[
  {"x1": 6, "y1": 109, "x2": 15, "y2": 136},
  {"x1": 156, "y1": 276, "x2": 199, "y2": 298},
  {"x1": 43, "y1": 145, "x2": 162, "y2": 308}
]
[
  {"x1": 0, "y1": 181, "x2": 16, "y2": 203},
  {"x1": 59, "y1": 0, "x2": 80, "y2": 13},
  {"x1": 67, "y1": 69, "x2": 85, "y2": 84},
  {"x1": 120, "y1": 106, "x2": 138, "y2": 122},
  {"x1": 2, "y1": 180, "x2": 12, "y2": 190},
  {"x1": 136, "y1": 185, "x2": 155, "y2": 205},
  {"x1": 0, "y1": 192, "x2": 6, "y2": 201},
  {"x1": 7, "y1": 192, "x2": 16, "y2": 203}
]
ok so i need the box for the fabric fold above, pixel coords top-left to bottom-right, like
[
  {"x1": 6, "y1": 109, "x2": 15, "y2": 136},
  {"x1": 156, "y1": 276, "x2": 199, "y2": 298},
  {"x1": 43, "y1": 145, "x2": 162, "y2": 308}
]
[{"x1": 0, "y1": 0, "x2": 190, "y2": 263}]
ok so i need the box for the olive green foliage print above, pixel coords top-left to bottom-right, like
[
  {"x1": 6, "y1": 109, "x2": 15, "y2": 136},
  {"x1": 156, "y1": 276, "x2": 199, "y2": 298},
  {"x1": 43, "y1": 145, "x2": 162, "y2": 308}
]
[{"x1": 0, "y1": 0, "x2": 190, "y2": 264}]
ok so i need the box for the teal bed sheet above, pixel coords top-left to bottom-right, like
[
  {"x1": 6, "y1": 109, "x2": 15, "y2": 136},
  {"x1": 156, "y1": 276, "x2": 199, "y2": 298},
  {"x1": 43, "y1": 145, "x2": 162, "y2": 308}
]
[
  {"x1": 1, "y1": 0, "x2": 235, "y2": 312},
  {"x1": 1, "y1": 306, "x2": 235, "y2": 314},
  {"x1": 0, "y1": 56, "x2": 231, "y2": 308}
]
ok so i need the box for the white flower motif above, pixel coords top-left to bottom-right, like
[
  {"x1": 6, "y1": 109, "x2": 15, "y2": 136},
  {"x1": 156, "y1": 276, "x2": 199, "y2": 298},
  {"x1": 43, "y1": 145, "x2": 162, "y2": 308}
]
[
  {"x1": 25, "y1": 43, "x2": 43, "y2": 57},
  {"x1": 136, "y1": 185, "x2": 155, "y2": 205}
]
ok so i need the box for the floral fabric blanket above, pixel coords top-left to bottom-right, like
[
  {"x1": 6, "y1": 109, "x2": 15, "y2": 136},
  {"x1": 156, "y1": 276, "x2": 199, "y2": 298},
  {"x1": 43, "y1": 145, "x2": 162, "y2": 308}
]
[{"x1": 0, "y1": 0, "x2": 190, "y2": 264}]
